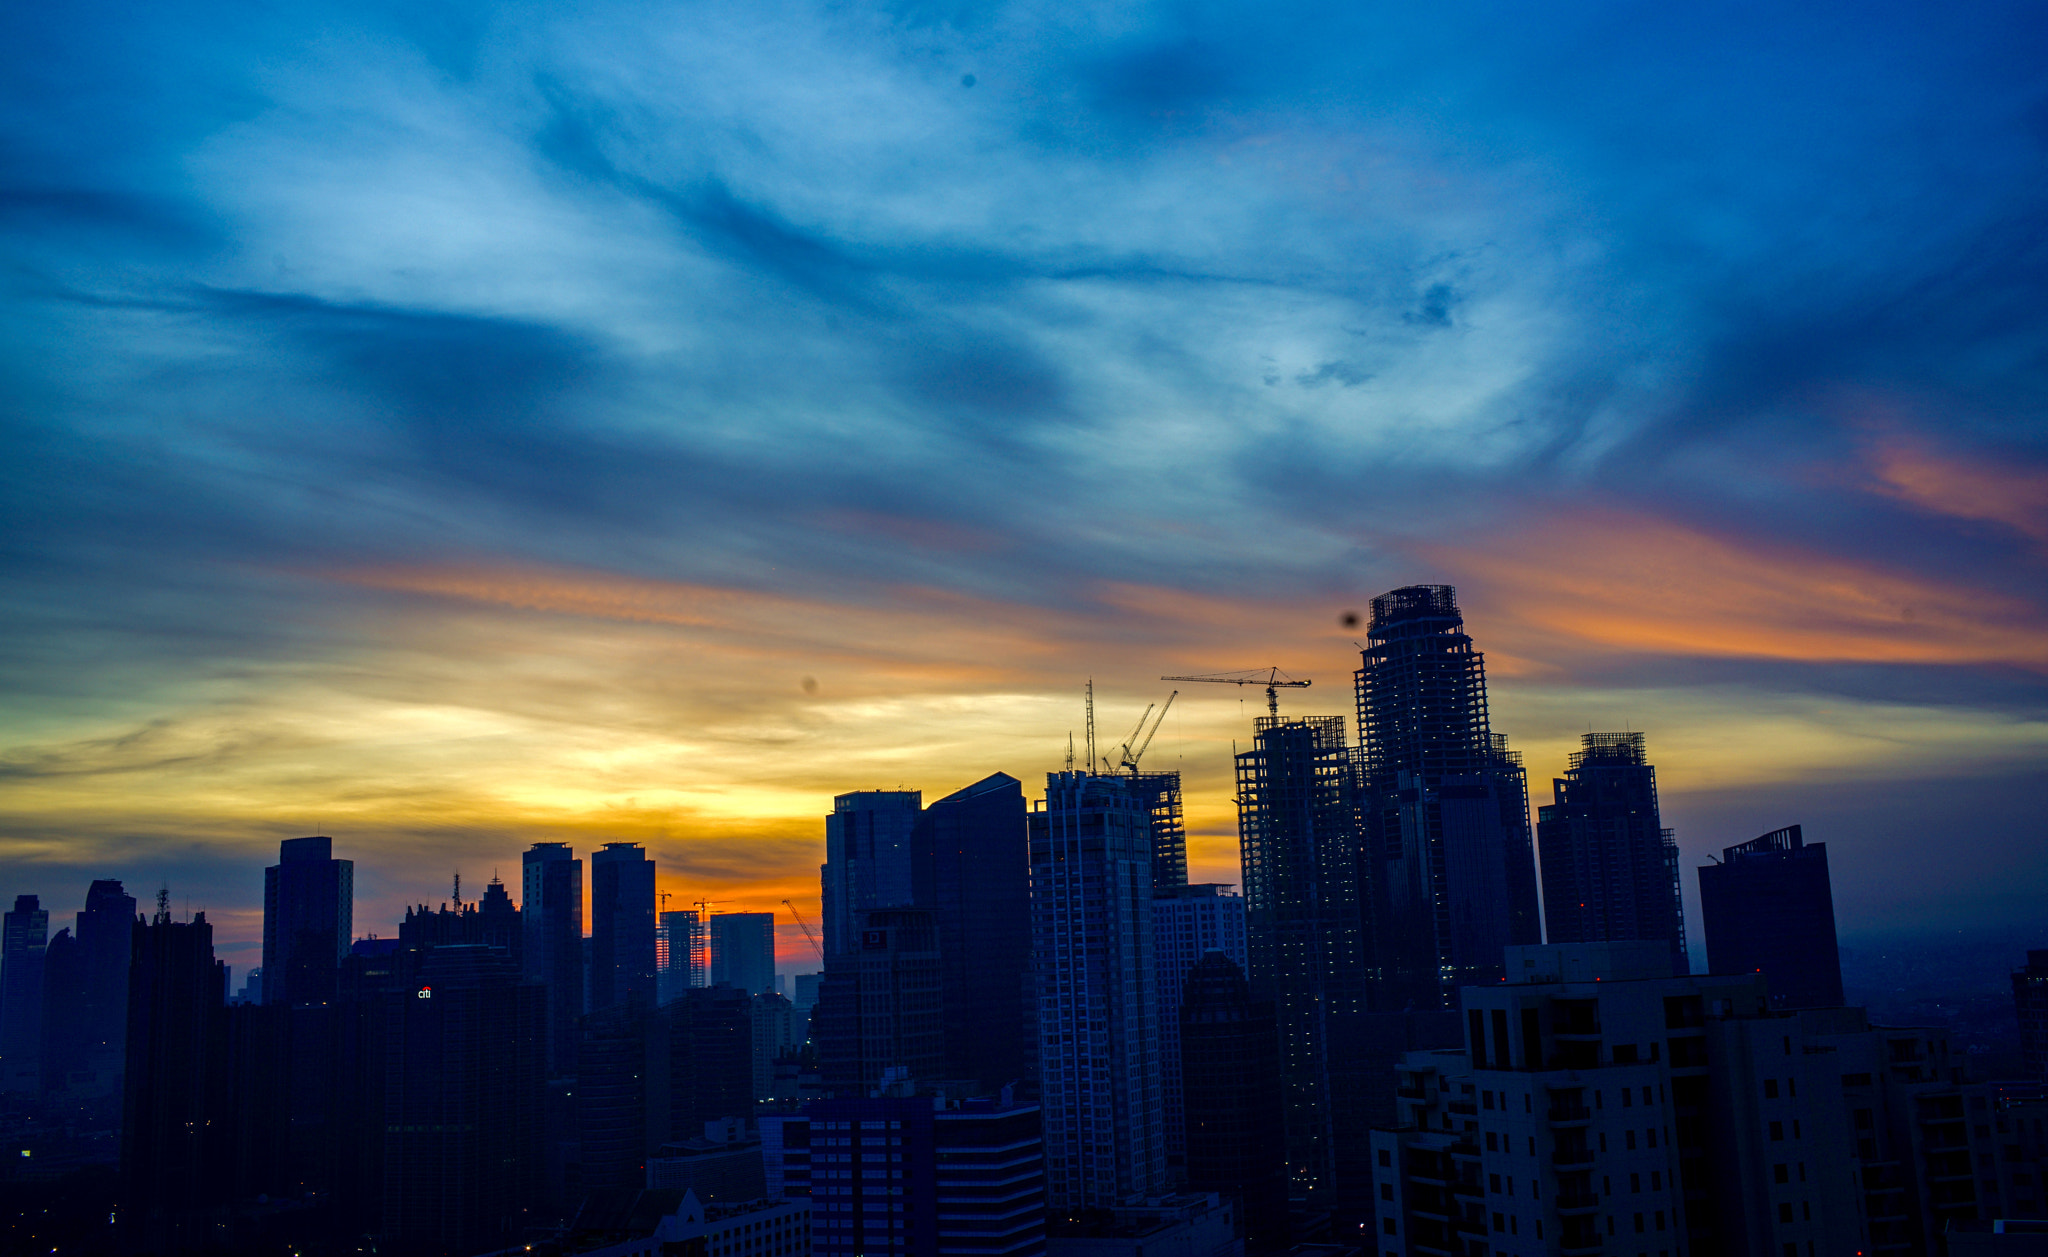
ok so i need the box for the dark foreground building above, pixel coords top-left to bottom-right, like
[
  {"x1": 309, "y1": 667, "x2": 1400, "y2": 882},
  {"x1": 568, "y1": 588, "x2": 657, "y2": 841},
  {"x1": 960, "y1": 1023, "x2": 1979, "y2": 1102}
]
[
  {"x1": 1179, "y1": 951, "x2": 1287, "y2": 1250},
  {"x1": 1537, "y1": 732, "x2": 1687, "y2": 975},
  {"x1": 263, "y1": 836, "x2": 353, "y2": 1008},
  {"x1": 1699, "y1": 823, "x2": 1844, "y2": 1009}
]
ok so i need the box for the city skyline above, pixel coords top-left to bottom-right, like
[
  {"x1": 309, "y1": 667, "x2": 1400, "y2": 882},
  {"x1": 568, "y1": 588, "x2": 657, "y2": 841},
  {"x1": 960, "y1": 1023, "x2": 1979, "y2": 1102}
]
[{"x1": 4, "y1": 0, "x2": 2047, "y2": 981}]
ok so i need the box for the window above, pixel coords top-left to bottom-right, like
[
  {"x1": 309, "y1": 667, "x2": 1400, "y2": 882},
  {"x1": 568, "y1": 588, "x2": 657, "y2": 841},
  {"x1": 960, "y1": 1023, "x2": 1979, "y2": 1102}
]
[
  {"x1": 1383, "y1": 1219, "x2": 1396, "y2": 1235},
  {"x1": 1631, "y1": 1173, "x2": 1641, "y2": 1193},
  {"x1": 1486, "y1": 1132, "x2": 1498, "y2": 1151},
  {"x1": 1624, "y1": 1089, "x2": 1634, "y2": 1108},
  {"x1": 1380, "y1": 1184, "x2": 1393, "y2": 1201},
  {"x1": 1770, "y1": 1122, "x2": 1784, "y2": 1141},
  {"x1": 1655, "y1": 1211, "x2": 1665, "y2": 1231},
  {"x1": 1802, "y1": 1202, "x2": 1810, "y2": 1221},
  {"x1": 1493, "y1": 1213, "x2": 1505, "y2": 1231},
  {"x1": 1765, "y1": 1079, "x2": 1779, "y2": 1099},
  {"x1": 1792, "y1": 1120, "x2": 1801, "y2": 1139},
  {"x1": 1779, "y1": 1203, "x2": 1793, "y2": 1224},
  {"x1": 1774, "y1": 1164, "x2": 1789, "y2": 1184},
  {"x1": 1627, "y1": 1131, "x2": 1638, "y2": 1151},
  {"x1": 1379, "y1": 1150, "x2": 1392, "y2": 1167},
  {"x1": 1651, "y1": 1171, "x2": 1662, "y2": 1190},
  {"x1": 1491, "y1": 1174, "x2": 1502, "y2": 1193},
  {"x1": 1484, "y1": 1090, "x2": 1495, "y2": 1111},
  {"x1": 1635, "y1": 1213, "x2": 1646, "y2": 1233},
  {"x1": 1648, "y1": 1129, "x2": 1658, "y2": 1148}
]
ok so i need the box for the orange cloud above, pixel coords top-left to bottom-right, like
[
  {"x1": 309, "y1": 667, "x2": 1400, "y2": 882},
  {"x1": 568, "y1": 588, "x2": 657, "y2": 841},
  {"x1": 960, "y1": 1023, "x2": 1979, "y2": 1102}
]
[
  {"x1": 1866, "y1": 437, "x2": 2048, "y2": 545},
  {"x1": 1437, "y1": 510, "x2": 2048, "y2": 672}
]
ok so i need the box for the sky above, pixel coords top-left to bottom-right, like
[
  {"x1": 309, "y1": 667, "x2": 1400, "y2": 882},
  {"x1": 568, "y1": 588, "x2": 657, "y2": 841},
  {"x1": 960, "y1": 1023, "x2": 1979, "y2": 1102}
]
[{"x1": 3, "y1": 0, "x2": 2045, "y2": 980}]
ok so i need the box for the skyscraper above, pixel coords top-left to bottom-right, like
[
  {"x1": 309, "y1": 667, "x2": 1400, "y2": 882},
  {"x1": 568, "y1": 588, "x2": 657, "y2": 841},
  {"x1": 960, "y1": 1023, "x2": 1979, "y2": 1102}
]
[
  {"x1": 1029, "y1": 771, "x2": 1166, "y2": 1210},
  {"x1": 910, "y1": 771, "x2": 1031, "y2": 1091},
  {"x1": 522, "y1": 842, "x2": 584, "y2": 1075},
  {"x1": 710, "y1": 912, "x2": 777, "y2": 995},
  {"x1": 262, "y1": 836, "x2": 354, "y2": 1007},
  {"x1": 822, "y1": 790, "x2": 922, "y2": 958},
  {"x1": 1356, "y1": 584, "x2": 1540, "y2": 1010},
  {"x1": 1537, "y1": 732, "x2": 1688, "y2": 976},
  {"x1": 121, "y1": 907, "x2": 232, "y2": 1250},
  {"x1": 2014, "y1": 952, "x2": 2048, "y2": 1082},
  {"x1": 1236, "y1": 713, "x2": 1364, "y2": 1209},
  {"x1": 660, "y1": 908, "x2": 705, "y2": 1003},
  {"x1": 39, "y1": 879, "x2": 136, "y2": 1097},
  {"x1": 1179, "y1": 951, "x2": 1287, "y2": 1249},
  {"x1": 1130, "y1": 771, "x2": 1188, "y2": 892},
  {"x1": 1698, "y1": 824, "x2": 1844, "y2": 1009},
  {"x1": 0, "y1": 894, "x2": 48, "y2": 1094},
  {"x1": 1152, "y1": 885, "x2": 1248, "y2": 1170},
  {"x1": 590, "y1": 842, "x2": 657, "y2": 1011},
  {"x1": 815, "y1": 907, "x2": 945, "y2": 1095}
]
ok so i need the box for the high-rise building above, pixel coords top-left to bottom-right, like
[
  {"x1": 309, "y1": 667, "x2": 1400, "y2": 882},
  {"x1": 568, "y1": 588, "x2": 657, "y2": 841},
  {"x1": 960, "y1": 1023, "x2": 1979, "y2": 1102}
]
[
  {"x1": 1537, "y1": 732, "x2": 1688, "y2": 976},
  {"x1": 38, "y1": 879, "x2": 137, "y2": 1097},
  {"x1": 2016, "y1": 952, "x2": 2048, "y2": 1082},
  {"x1": 1698, "y1": 824, "x2": 1844, "y2": 1009},
  {"x1": 1368, "y1": 942, "x2": 1865, "y2": 1257},
  {"x1": 1236, "y1": 714, "x2": 1365, "y2": 1208},
  {"x1": 911, "y1": 771, "x2": 1032, "y2": 1092},
  {"x1": 822, "y1": 790, "x2": 923, "y2": 958},
  {"x1": 1179, "y1": 951, "x2": 1287, "y2": 1249},
  {"x1": 710, "y1": 912, "x2": 777, "y2": 995},
  {"x1": 591, "y1": 842, "x2": 658, "y2": 1011},
  {"x1": 523, "y1": 842, "x2": 584, "y2": 1075},
  {"x1": 807, "y1": 1088, "x2": 1046, "y2": 1257},
  {"x1": 660, "y1": 909, "x2": 705, "y2": 1004},
  {"x1": 121, "y1": 908, "x2": 232, "y2": 1250},
  {"x1": 262, "y1": 836, "x2": 354, "y2": 1007},
  {"x1": 379, "y1": 944, "x2": 546, "y2": 1252},
  {"x1": 1152, "y1": 885, "x2": 1247, "y2": 1169},
  {"x1": 815, "y1": 907, "x2": 946, "y2": 1095},
  {"x1": 0, "y1": 894, "x2": 49, "y2": 1094},
  {"x1": 1355, "y1": 585, "x2": 1541, "y2": 1009},
  {"x1": 1130, "y1": 771, "x2": 1188, "y2": 892},
  {"x1": 1030, "y1": 771, "x2": 1166, "y2": 1209}
]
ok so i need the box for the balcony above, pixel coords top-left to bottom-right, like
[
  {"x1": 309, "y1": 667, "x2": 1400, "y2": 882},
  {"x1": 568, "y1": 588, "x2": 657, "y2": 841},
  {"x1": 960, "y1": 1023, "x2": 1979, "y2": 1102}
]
[
  {"x1": 1553, "y1": 1148, "x2": 1595, "y2": 1167},
  {"x1": 1555, "y1": 1192, "x2": 1600, "y2": 1213},
  {"x1": 1548, "y1": 1104, "x2": 1592, "y2": 1124},
  {"x1": 1398, "y1": 1084, "x2": 1429, "y2": 1100},
  {"x1": 1559, "y1": 1237, "x2": 1602, "y2": 1255},
  {"x1": 1450, "y1": 1180, "x2": 1484, "y2": 1199},
  {"x1": 1449, "y1": 1140, "x2": 1483, "y2": 1160},
  {"x1": 1447, "y1": 1100, "x2": 1478, "y2": 1116}
]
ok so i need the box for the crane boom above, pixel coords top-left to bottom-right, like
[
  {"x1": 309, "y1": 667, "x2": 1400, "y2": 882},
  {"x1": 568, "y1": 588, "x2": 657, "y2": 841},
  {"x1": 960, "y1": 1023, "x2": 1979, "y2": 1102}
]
[
  {"x1": 1159, "y1": 667, "x2": 1310, "y2": 718},
  {"x1": 783, "y1": 899, "x2": 825, "y2": 966}
]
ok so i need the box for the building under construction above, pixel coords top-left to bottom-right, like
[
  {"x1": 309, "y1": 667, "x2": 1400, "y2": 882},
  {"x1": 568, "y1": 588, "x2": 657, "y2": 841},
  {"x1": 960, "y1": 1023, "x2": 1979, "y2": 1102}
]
[{"x1": 1235, "y1": 713, "x2": 1365, "y2": 1217}]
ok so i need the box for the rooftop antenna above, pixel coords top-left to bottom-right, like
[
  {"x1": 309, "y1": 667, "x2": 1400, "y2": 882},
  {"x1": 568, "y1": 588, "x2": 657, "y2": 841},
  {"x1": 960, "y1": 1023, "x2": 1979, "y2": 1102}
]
[
  {"x1": 452, "y1": 870, "x2": 462, "y2": 907},
  {"x1": 155, "y1": 885, "x2": 170, "y2": 924},
  {"x1": 1066, "y1": 732, "x2": 1075, "y2": 773}
]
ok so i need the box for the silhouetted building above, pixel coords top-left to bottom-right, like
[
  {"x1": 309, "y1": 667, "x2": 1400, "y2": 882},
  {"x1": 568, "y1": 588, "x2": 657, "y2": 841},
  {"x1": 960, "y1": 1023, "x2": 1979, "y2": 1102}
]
[
  {"x1": 2018, "y1": 953, "x2": 2048, "y2": 1083},
  {"x1": 752, "y1": 991, "x2": 796, "y2": 1101},
  {"x1": 816, "y1": 907, "x2": 946, "y2": 1095},
  {"x1": 397, "y1": 882, "x2": 522, "y2": 962},
  {"x1": 912, "y1": 770, "x2": 1032, "y2": 1091},
  {"x1": 523, "y1": 842, "x2": 584, "y2": 1074},
  {"x1": 1236, "y1": 714, "x2": 1363, "y2": 1210},
  {"x1": 710, "y1": 911, "x2": 776, "y2": 995},
  {"x1": 1699, "y1": 824, "x2": 1844, "y2": 1009},
  {"x1": 37, "y1": 879, "x2": 136, "y2": 1097},
  {"x1": 592, "y1": 842, "x2": 658, "y2": 1011},
  {"x1": 1031, "y1": 771, "x2": 1166, "y2": 1209},
  {"x1": 1537, "y1": 732, "x2": 1688, "y2": 976},
  {"x1": 1153, "y1": 885, "x2": 1247, "y2": 1170},
  {"x1": 660, "y1": 908, "x2": 705, "y2": 1003},
  {"x1": 121, "y1": 909, "x2": 231, "y2": 1251},
  {"x1": 380, "y1": 944, "x2": 545, "y2": 1254},
  {"x1": 1355, "y1": 584, "x2": 1540, "y2": 1009},
  {"x1": 823, "y1": 790, "x2": 923, "y2": 958},
  {"x1": 809, "y1": 1088, "x2": 1046, "y2": 1257},
  {"x1": 1179, "y1": 951, "x2": 1286, "y2": 1249},
  {"x1": 263, "y1": 836, "x2": 354, "y2": 1007},
  {"x1": 581, "y1": 984, "x2": 758, "y2": 1190},
  {"x1": 1, "y1": 893, "x2": 49, "y2": 1093},
  {"x1": 647, "y1": 1119, "x2": 767, "y2": 1199}
]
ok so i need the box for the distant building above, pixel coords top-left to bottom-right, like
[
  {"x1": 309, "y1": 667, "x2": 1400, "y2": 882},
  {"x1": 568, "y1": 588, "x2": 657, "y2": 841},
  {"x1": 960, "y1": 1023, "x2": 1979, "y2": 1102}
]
[
  {"x1": 1, "y1": 894, "x2": 49, "y2": 1093},
  {"x1": 660, "y1": 908, "x2": 705, "y2": 1003},
  {"x1": 262, "y1": 836, "x2": 353, "y2": 1007},
  {"x1": 823, "y1": 790, "x2": 923, "y2": 958},
  {"x1": 1537, "y1": 732, "x2": 1688, "y2": 976},
  {"x1": 1152, "y1": 884, "x2": 1247, "y2": 1168},
  {"x1": 647, "y1": 1118, "x2": 767, "y2": 1199},
  {"x1": 1698, "y1": 824, "x2": 1844, "y2": 1009},
  {"x1": 1031, "y1": 771, "x2": 1166, "y2": 1210},
  {"x1": 592, "y1": 842, "x2": 658, "y2": 1011},
  {"x1": 522, "y1": 842, "x2": 584, "y2": 1074},
  {"x1": 711, "y1": 912, "x2": 777, "y2": 995},
  {"x1": 1355, "y1": 584, "x2": 1540, "y2": 1010},
  {"x1": 2016, "y1": 952, "x2": 2048, "y2": 1082},
  {"x1": 565, "y1": 1189, "x2": 811, "y2": 1257},
  {"x1": 752, "y1": 991, "x2": 797, "y2": 1102},
  {"x1": 1178, "y1": 952, "x2": 1286, "y2": 1249},
  {"x1": 39, "y1": 879, "x2": 135, "y2": 1097},
  {"x1": 1128, "y1": 771, "x2": 1188, "y2": 892}
]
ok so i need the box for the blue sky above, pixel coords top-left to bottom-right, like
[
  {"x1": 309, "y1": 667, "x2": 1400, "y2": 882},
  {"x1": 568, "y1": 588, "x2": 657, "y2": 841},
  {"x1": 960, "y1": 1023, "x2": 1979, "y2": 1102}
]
[{"x1": 3, "y1": 0, "x2": 2045, "y2": 970}]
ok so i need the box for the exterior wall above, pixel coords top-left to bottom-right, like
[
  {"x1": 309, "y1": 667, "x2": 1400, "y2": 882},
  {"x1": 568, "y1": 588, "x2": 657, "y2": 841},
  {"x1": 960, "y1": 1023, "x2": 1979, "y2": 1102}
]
[
  {"x1": 824, "y1": 791, "x2": 923, "y2": 959},
  {"x1": 591, "y1": 842, "x2": 658, "y2": 1013},
  {"x1": 522, "y1": 843, "x2": 584, "y2": 1076}
]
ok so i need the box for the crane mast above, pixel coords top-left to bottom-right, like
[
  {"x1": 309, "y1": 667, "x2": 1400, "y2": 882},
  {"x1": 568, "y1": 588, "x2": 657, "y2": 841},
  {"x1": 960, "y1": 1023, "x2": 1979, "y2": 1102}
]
[{"x1": 1159, "y1": 667, "x2": 1311, "y2": 718}]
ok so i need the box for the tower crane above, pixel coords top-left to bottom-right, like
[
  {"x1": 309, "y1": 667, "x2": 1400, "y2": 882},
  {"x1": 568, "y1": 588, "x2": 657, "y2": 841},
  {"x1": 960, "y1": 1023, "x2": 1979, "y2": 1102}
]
[
  {"x1": 1159, "y1": 667, "x2": 1310, "y2": 718},
  {"x1": 1108, "y1": 691, "x2": 1177, "y2": 775},
  {"x1": 783, "y1": 900, "x2": 826, "y2": 966}
]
